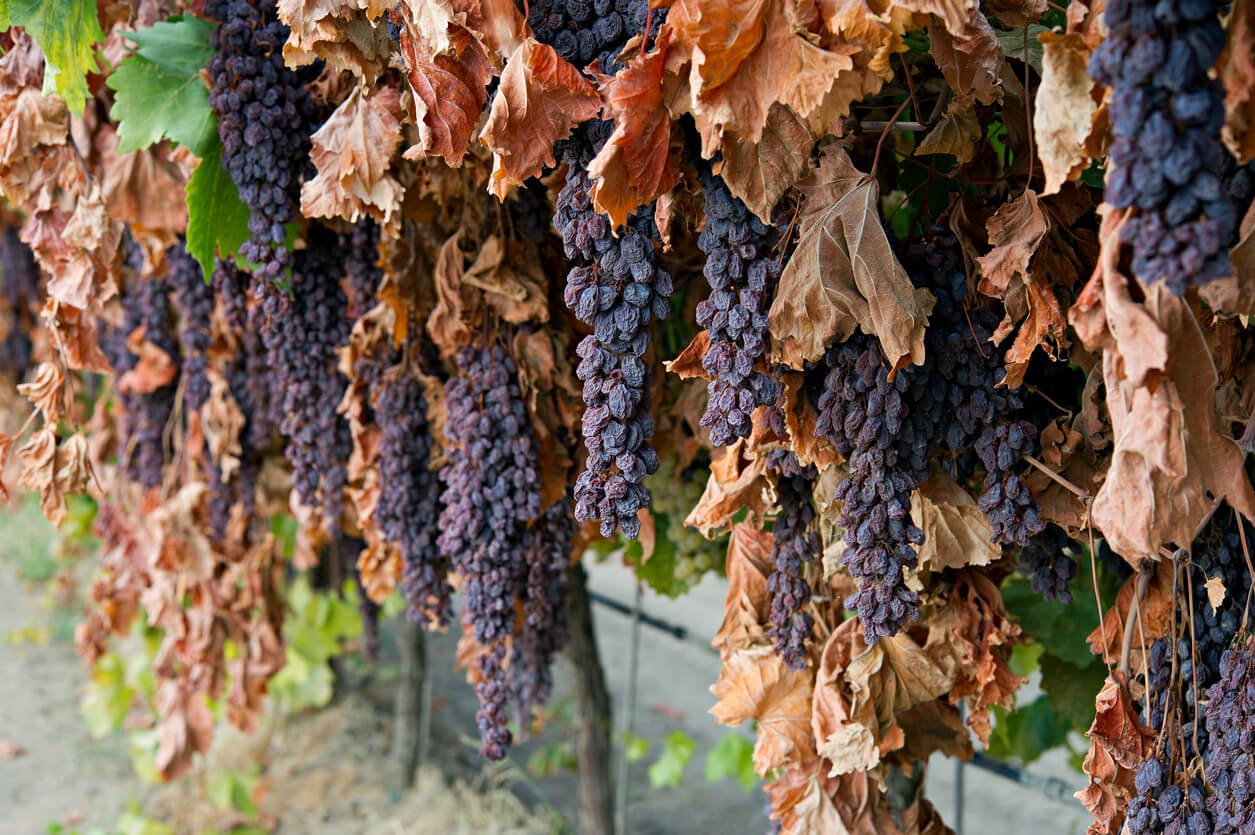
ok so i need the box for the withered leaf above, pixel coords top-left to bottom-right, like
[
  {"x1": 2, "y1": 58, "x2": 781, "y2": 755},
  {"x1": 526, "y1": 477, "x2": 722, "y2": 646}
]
[
  {"x1": 915, "y1": 103, "x2": 981, "y2": 163},
  {"x1": 481, "y1": 39, "x2": 602, "y2": 199},
  {"x1": 278, "y1": 0, "x2": 393, "y2": 81},
  {"x1": 911, "y1": 472, "x2": 999, "y2": 573},
  {"x1": 769, "y1": 146, "x2": 934, "y2": 370},
  {"x1": 709, "y1": 646, "x2": 816, "y2": 775},
  {"x1": 664, "y1": 330, "x2": 712, "y2": 381},
  {"x1": 17, "y1": 362, "x2": 68, "y2": 423},
  {"x1": 712, "y1": 522, "x2": 774, "y2": 658},
  {"x1": 1087, "y1": 559, "x2": 1173, "y2": 665},
  {"x1": 1223, "y1": 0, "x2": 1255, "y2": 163},
  {"x1": 301, "y1": 84, "x2": 405, "y2": 234},
  {"x1": 588, "y1": 30, "x2": 680, "y2": 229},
  {"x1": 118, "y1": 326, "x2": 178, "y2": 395},
  {"x1": 719, "y1": 105, "x2": 813, "y2": 224},
  {"x1": 669, "y1": 0, "x2": 858, "y2": 155},
  {"x1": 1035, "y1": 32, "x2": 1098, "y2": 195},
  {"x1": 399, "y1": 23, "x2": 492, "y2": 166},
  {"x1": 686, "y1": 438, "x2": 773, "y2": 537},
  {"x1": 1075, "y1": 673, "x2": 1153, "y2": 835},
  {"x1": 927, "y1": 13, "x2": 1002, "y2": 107}
]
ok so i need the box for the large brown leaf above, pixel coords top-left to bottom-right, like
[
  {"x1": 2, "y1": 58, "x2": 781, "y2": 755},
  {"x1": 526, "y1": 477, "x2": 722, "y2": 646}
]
[
  {"x1": 278, "y1": 0, "x2": 393, "y2": 81},
  {"x1": 1075, "y1": 673, "x2": 1153, "y2": 835},
  {"x1": 719, "y1": 105, "x2": 813, "y2": 223},
  {"x1": 911, "y1": 472, "x2": 999, "y2": 573},
  {"x1": 712, "y1": 522, "x2": 775, "y2": 657},
  {"x1": 1034, "y1": 31, "x2": 1098, "y2": 195},
  {"x1": 769, "y1": 146, "x2": 934, "y2": 370},
  {"x1": 481, "y1": 39, "x2": 601, "y2": 199},
  {"x1": 710, "y1": 646, "x2": 816, "y2": 774},
  {"x1": 588, "y1": 30, "x2": 680, "y2": 229},
  {"x1": 301, "y1": 84, "x2": 405, "y2": 234},
  {"x1": 668, "y1": 0, "x2": 858, "y2": 155},
  {"x1": 927, "y1": 12, "x2": 1002, "y2": 107},
  {"x1": 399, "y1": 23, "x2": 492, "y2": 166},
  {"x1": 686, "y1": 438, "x2": 774, "y2": 537}
]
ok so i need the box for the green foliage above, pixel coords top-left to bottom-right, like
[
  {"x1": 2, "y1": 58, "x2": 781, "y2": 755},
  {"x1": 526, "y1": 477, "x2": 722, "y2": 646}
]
[
  {"x1": 1039, "y1": 652, "x2": 1108, "y2": 734},
  {"x1": 985, "y1": 695, "x2": 1073, "y2": 766},
  {"x1": 622, "y1": 731, "x2": 650, "y2": 763},
  {"x1": 994, "y1": 25, "x2": 1051, "y2": 73},
  {"x1": 106, "y1": 16, "x2": 217, "y2": 157},
  {"x1": 527, "y1": 741, "x2": 578, "y2": 778},
  {"x1": 704, "y1": 733, "x2": 756, "y2": 793},
  {"x1": 0, "y1": 0, "x2": 103, "y2": 114},
  {"x1": 185, "y1": 139, "x2": 251, "y2": 280},
  {"x1": 623, "y1": 521, "x2": 685, "y2": 598},
  {"x1": 268, "y1": 578, "x2": 363, "y2": 712},
  {"x1": 207, "y1": 766, "x2": 260, "y2": 817},
  {"x1": 647, "y1": 730, "x2": 696, "y2": 789}
]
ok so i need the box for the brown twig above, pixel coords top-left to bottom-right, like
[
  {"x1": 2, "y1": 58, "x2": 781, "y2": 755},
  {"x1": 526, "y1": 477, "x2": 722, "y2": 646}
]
[
  {"x1": 869, "y1": 97, "x2": 912, "y2": 178},
  {"x1": 1118, "y1": 564, "x2": 1154, "y2": 674},
  {"x1": 1022, "y1": 454, "x2": 1090, "y2": 500}
]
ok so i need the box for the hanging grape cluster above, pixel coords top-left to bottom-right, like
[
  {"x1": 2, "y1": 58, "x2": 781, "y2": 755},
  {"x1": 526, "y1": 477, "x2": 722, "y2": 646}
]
[
  {"x1": 1203, "y1": 636, "x2": 1255, "y2": 834},
  {"x1": 765, "y1": 450, "x2": 820, "y2": 669}
]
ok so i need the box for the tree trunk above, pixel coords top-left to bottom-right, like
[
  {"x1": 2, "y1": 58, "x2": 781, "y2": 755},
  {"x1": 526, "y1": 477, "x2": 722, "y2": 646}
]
[
  {"x1": 566, "y1": 561, "x2": 614, "y2": 835},
  {"x1": 390, "y1": 617, "x2": 427, "y2": 791}
]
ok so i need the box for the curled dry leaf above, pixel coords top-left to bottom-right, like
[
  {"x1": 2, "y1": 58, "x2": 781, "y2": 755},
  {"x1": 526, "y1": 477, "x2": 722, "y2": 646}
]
[
  {"x1": 99, "y1": 136, "x2": 189, "y2": 263},
  {"x1": 1034, "y1": 31, "x2": 1098, "y2": 195},
  {"x1": 685, "y1": 438, "x2": 774, "y2": 537},
  {"x1": 664, "y1": 329, "x2": 712, "y2": 381},
  {"x1": 301, "y1": 84, "x2": 405, "y2": 234},
  {"x1": 1087, "y1": 558, "x2": 1174, "y2": 666},
  {"x1": 17, "y1": 362, "x2": 68, "y2": 423},
  {"x1": 1222, "y1": 0, "x2": 1255, "y2": 163},
  {"x1": 588, "y1": 29, "x2": 680, "y2": 229},
  {"x1": 667, "y1": 0, "x2": 858, "y2": 156},
  {"x1": 768, "y1": 146, "x2": 935, "y2": 371},
  {"x1": 911, "y1": 471, "x2": 999, "y2": 573},
  {"x1": 154, "y1": 679, "x2": 215, "y2": 781},
  {"x1": 481, "y1": 39, "x2": 602, "y2": 199},
  {"x1": 1075, "y1": 673, "x2": 1154, "y2": 835},
  {"x1": 719, "y1": 104, "x2": 813, "y2": 223},
  {"x1": 357, "y1": 539, "x2": 403, "y2": 603},
  {"x1": 1199, "y1": 201, "x2": 1255, "y2": 317},
  {"x1": 915, "y1": 105, "x2": 981, "y2": 163},
  {"x1": 926, "y1": 13, "x2": 1003, "y2": 108},
  {"x1": 399, "y1": 22, "x2": 493, "y2": 167},
  {"x1": 277, "y1": 0, "x2": 394, "y2": 81},
  {"x1": 710, "y1": 646, "x2": 816, "y2": 775},
  {"x1": 811, "y1": 617, "x2": 951, "y2": 779},
  {"x1": 924, "y1": 570, "x2": 1025, "y2": 744},
  {"x1": 712, "y1": 522, "x2": 774, "y2": 658},
  {"x1": 118, "y1": 324, "x2": 178, "y2": 394}
]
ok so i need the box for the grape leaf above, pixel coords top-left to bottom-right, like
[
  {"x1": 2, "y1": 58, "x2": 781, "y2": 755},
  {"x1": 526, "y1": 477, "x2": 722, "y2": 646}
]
[
  {"x1": 647, "y1": 730, "x2": 696, "y2": 789},
  {"x1": 624, "y1": 514, "x2": 685, "y2": 597},
  {"x1": 984, "y1": 696, "x2": 1071, "y2": 766},
  {"x1": 1, "y1": 0, "x2": 104, "y2": 114},
  {"x1": 704, "y1": 733, "x2": 756, "y2": 792},
  {"x1": 106, "y1": 15, "x2": 217, "y2": 156},
  {"x1": 185, "y1": 139, "x2": 250, "y2": 278},
  {"x1": 1039, "y1": 653, "x2": 1107, "y2": 735}
]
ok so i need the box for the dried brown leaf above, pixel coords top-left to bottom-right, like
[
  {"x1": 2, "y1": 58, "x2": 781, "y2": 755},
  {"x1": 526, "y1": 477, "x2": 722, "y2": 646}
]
[
  {"x1": 278, "y1": 0, "x2": 393, "y2": 81},
  {"x1": 1223, "y1": 0, "x2": 1255, "y2": 163},
  {"x1": 710, "y1": 646, "x2": 816, "y2": 774},
  {"x1": 911, "y1": 472, "x2": 999, "y2": 573},
  {"x1": 712, "y1": 522, "x2": 774, "y2": 657},
  {"x1": 482, "y1": 39, "x2": 601, "y2": 199},
  {"x1": 768, "y1": 146, "x2": 935, "y2": 370},
  {"x1": 1034, "y1": 32, "x2": 1098, "y2": 195},
  {"x1": 719, "y1": 105, "x2": 813, "y2": 223},
  {"x1": 686, "y1": 438, "x2": 773, "y2": 537},
  {"x1": 927, "y1": 13, "x2": 1002, "y2": 107},
  {"x1": 399, "y1": 23, "x2": 492, "y2": 166}
]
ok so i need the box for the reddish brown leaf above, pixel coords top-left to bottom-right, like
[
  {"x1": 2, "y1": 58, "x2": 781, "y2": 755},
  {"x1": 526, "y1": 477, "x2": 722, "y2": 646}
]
[
  {"x1": 915, "y1": 103, "x2": 981, "y2": 163},
  {"x1": 399, "y1": 23, "x2": 492, "y2": 166},
  {"x1": 712, "y1": 522, "x2": 774, "y2": 658},
  {"x1": 664, "y1": 330, "x2": 712, "y2": 381},
  {"x1": 1075, "y1": 673, "x2": 1154, "y2": 835},
  {"x1": 1087, "y1": 558, "x2": 1174, "y2": 666},
  {"x1": 588, "y1": 30, "x2": 680, "y2": 229},
  {"x1": 927, "y1": 12, "x2": 1002, "y2": 107},
  {"x1": 768, "y1": 146, "x2": 934, "y2": 370},
  {"x1": 17, "y1": 362, "x2": 68, "y2": 423},
  {"x1": 1223, "y1": 0, "x2": 1255, "y2": 163},
  {"x1": 686, "y1": 438, "x2": 774, "y2": 537},
  {"x1": 481, "y1": 39, "x2": 602, "y2": 199}
]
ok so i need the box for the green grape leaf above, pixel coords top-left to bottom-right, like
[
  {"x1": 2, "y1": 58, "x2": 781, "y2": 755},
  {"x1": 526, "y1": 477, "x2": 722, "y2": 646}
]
[
  {"x1": 1039, "y1": 653, "x2": 1108, "y2": 735},
  {"x1": 106, "y1": 15, "x2": 217, "y2": 156},
  {"x1": 1009, "y1": 640, "x2": 1045, "y2": 678},
  {"x1": 185, "y1": 137, "x2": 250, "y2": 278},
  {"x1": 985, "y1": 695, "x2": 1071, "y2": 766},
  {"x1": 2, "y1": 0, "x2": 104, "y2": 114},
  {"x1": 704, "y1": 734, "x2": 756, "y2": 793},
  {"x1": 647, "y1": 730, "x2": 696, "y2": 789},
  {"x1": 624, "y1": 515, "x2": 687, "y2": 598}
]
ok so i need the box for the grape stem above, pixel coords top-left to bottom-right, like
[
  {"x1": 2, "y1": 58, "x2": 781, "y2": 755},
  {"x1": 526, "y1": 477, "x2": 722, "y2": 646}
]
[{"x1": 1022, "y1": 454, "x2": 1089, "y2": 501}]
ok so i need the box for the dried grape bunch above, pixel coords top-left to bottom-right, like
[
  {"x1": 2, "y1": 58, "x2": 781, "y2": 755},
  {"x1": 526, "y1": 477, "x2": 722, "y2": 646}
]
[
  {"x1": 205, "y1": 0, "x2": 319, "y2": 300},
  {"x1": 511, "y1": 500, "x2": 575, "y2": 723},
  {"x1": 696, "y1": 172, "x2": 782, "y2": 447},
  {"x1": 1203, "y1": 635, "x2": 1255, "y2": 834},
  {"x1": 0, "y1": 226, "x2": 39, "y2": 381},
  {"x1": 765, "y1": 450, "x2": 820, "y2": 669},
  {"x1": 103, "y1": 267, "x2": 179, "y2": 489},
  {"x1": 374, "y1": 365, "x2": 451, "y2": 627},
  {"x1": 1088, "y1": 0, "x2": 1237, "y2": 294},
  {"x1": 558, "y1": 166, "x2": 671, "y2": 539},
  {"x1": 341, "y1": 220, "x2": 382, "y2": 319},
  {"x1": 437, "y1": 342, "x2": 542, "y2": 759},
  {"x1": 166, "y1": 243, "x2": 212, "y2": 413},
  {"x1": 1018, "y1": 524, "x2": 1078, "y2": 603},
  {"x1": 259, "y1": 225, "x2": 353, "y2": 531},
  {"x1": 522, "y1": 0, "x2": 650, "y2": 76}
]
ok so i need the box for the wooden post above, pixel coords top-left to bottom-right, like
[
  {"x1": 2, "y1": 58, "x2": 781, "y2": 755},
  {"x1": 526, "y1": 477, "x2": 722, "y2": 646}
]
[
  {"x1": 390, "y1": 617, "x2": 427, "y2": 791},
  {"x1": 566, "y1": 561, "x2": 614, "y2": 835}
]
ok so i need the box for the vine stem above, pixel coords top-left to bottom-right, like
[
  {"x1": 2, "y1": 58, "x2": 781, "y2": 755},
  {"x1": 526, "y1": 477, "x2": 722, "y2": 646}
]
[
  {"x1": 1022, "y1": 454, "x2": 1089, "y2": 500},
  {"x1": 869, "y1": 97, "x2": 912, "y2": 178}
]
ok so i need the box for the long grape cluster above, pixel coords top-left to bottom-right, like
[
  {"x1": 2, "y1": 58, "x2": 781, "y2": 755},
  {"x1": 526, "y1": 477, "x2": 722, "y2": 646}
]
[
  {"x1": 814, "y1": 236, "x2": 1041, "y2": 641},
  {"x1": 260, "y1": 225, "x2": 352, "y2": 531},
  {"x1": 1088, "y1": 0, "x2": 1237, "y2": 294},
  {"x1": 765, "y1": 450, "x2": 820, "y2": 669},
  {"x1": 1203, "y1": 636, "x2": 1255, "y2": 834},
  {"x1": 0, "y1": 227, "x2": 38, "y2": 380},
  {"x1": 437, "y1": 343, "x2": 542, "y2": 759},
  {"x1": 342, "y1": 220, "x2": 382, "y2": 319},
  {"x1": 1018, "y1": 524, "x2": 1078, "y2": 603},
  {"x1": 206, "y1": 0, "x2": 318, "y2": 292},
  {"x1": 511, "y1": 501, "x2": 575, "y2": 723},
  {"x1": 104, "y1": 267, "x2": 179, "y2": 489},
  {"x1": 976, "y1": 421, "x2": 1045, "y2": 545},
  {"x1": 1125, "y1": 511, "x2": 1253, "y2": 833},
  {"x1": 374, "y1": 366, "x2": 451, "y2": 628},
  {"x1": 166, "y1": 243, "x2": 213, "y2": 414},
  {"x1": 558, "y1": 166, "x2": 671, "y2": 539},
  {"x1": 696, "y1": 174, "x2": 782, "y2": 447}
]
